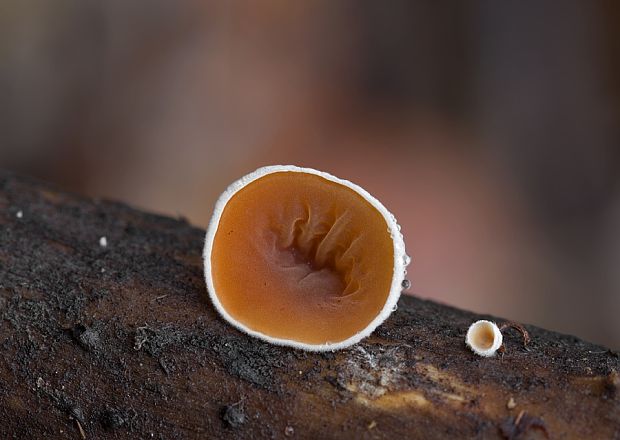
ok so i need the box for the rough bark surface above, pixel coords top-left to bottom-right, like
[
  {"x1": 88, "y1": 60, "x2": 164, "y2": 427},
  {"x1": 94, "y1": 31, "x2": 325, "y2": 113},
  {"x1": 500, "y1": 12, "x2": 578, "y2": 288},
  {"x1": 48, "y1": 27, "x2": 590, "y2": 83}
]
[{"x1": 0, "y1": 171, "x2": 618, "y2": 440}]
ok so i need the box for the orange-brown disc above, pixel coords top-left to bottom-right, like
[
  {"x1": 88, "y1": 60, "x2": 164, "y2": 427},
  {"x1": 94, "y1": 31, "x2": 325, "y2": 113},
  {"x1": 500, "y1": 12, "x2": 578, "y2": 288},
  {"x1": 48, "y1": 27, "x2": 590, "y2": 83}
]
[{"x1": 210, "y1": 170, "x2": 396, "y2": 345}]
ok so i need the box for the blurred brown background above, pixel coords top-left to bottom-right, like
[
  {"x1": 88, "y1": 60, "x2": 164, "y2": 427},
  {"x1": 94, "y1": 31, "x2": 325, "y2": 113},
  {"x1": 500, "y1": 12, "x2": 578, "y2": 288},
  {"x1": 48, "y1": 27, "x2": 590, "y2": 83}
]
[{"x1": 1, "y1": 1, "x2": 619, "y2": 349}]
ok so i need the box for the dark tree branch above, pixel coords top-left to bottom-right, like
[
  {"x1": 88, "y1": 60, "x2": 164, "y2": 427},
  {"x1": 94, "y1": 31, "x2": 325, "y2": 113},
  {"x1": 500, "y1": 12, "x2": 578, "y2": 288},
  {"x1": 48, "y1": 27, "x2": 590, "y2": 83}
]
[{"x1": 0, "y1": 171, "x2": 618, "y2": 439}]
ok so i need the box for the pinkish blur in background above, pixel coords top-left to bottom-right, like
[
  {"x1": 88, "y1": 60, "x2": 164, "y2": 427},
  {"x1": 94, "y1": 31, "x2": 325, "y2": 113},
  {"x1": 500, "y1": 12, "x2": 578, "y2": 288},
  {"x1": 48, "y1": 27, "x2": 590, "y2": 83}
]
[{"x1": 1, "y1": 1, "x2": 619, "y2": 348}]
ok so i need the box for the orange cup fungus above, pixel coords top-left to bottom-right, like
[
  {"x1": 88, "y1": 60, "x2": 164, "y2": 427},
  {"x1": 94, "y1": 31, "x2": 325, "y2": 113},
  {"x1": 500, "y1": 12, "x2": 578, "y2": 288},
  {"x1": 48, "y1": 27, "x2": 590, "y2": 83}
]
[{"x1": 203, "y1": 166, "x2": 409, "y2": 350}]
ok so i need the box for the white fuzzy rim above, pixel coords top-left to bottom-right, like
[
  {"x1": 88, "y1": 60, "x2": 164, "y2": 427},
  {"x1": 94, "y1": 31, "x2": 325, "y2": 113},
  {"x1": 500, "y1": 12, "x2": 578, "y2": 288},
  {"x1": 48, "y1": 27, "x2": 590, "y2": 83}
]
[
  {"x1": 203, "y1": 165, "x2": 409, "y2": 351},
  {"x1": 465, "y1": 320, "x2": 503, "y2": 357}
]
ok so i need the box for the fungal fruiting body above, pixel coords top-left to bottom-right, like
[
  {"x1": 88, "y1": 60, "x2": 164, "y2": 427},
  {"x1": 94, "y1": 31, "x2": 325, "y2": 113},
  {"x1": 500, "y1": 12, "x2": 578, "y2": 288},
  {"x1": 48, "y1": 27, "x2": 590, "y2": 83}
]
[
  {"x1": 466, "y1": 320, "x2": 503, "y2": 357},
  {"x1": 204, "y1": 165, "x2": 408, "y2": 351}
]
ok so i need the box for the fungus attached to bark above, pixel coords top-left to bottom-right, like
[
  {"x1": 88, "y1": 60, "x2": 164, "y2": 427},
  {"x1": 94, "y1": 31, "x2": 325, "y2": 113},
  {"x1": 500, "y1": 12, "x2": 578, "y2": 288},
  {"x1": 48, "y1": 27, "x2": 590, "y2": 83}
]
[
  {"x1": 466, "y1": 320, "x2": 503, "y2": 357},
  {"x1": 203, "y1": 165, "x2": 408, "y2": 351}
]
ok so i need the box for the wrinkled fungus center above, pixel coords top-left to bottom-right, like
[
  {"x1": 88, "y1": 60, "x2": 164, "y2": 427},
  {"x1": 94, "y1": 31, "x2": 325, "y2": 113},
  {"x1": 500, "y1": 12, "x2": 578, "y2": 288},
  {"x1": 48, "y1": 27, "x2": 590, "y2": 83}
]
[
  {"x1": 471, "y1": 323, "x2": 496, "y2": 350},
  {"x1": 211, "y1": 172, "x2": 394, "y2": 345}
]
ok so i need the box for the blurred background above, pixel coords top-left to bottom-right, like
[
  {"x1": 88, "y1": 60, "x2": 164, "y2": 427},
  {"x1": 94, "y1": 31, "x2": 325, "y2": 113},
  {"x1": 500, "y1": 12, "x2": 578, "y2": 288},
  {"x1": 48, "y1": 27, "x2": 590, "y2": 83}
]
[{"x1": 1, "y1": 1, "x2": 619, "y2": 349}]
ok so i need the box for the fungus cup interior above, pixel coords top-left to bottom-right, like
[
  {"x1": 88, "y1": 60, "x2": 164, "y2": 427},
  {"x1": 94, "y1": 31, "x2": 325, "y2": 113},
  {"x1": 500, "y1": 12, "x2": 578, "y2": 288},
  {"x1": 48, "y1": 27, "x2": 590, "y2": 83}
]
[
  {"x1": 210, "y1": 171, "x2": 395, "y2": 345},
  {"x1": 470, "y1": 322, "x2": 497, "y2": 350}
]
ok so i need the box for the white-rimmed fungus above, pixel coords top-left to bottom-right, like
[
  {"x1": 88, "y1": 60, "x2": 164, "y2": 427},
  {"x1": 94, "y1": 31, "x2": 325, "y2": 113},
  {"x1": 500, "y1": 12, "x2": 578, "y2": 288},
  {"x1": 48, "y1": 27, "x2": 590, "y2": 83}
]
[
  {"x1": 466, "y1": 320, "x2": 503, "y2": 357},
  {"x1": 203, "y1": 165, "x2": 409, "y2": 351}
]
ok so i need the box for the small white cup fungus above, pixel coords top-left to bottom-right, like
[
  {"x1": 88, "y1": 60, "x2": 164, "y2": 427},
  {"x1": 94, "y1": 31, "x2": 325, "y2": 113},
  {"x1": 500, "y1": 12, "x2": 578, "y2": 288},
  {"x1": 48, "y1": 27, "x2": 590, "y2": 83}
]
[{"x1": 466, "y1": 320, "x2": 503, "y2": 357}]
